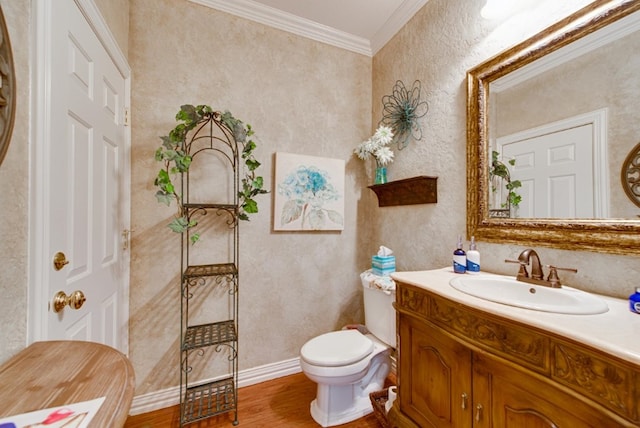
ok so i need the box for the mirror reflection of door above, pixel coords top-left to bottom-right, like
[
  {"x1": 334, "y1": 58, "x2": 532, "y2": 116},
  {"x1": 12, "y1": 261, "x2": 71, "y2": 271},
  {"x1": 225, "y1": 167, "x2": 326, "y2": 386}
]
[{"x1": 497, "y1": 110, "x2": 610, "y2": 219}]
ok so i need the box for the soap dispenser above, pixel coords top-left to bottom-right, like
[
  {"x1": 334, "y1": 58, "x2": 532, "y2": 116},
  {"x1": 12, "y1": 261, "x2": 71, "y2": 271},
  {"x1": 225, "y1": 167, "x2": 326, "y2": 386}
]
[
  {"x1": 466, "y1": 236, "x2": 480, "y2": 274},
  {"x1": 453, "y1": 235, "x2": 467, "y2": 274}
]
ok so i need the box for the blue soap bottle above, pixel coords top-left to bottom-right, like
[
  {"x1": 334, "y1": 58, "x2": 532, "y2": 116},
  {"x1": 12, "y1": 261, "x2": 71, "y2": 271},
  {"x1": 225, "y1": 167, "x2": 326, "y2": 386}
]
[
  {"x1": 453, "y1": 235, "x2": 467, "y2": 274},
  {"x1": 630, "y1": 287, "x2": 640, "y2": 314}
]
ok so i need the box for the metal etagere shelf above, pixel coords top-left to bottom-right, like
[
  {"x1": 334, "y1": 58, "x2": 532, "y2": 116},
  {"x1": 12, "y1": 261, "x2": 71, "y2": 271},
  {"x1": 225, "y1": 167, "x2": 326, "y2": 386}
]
[{"x1": 179, "y1": 112, "x2": 240, "y2": 426}]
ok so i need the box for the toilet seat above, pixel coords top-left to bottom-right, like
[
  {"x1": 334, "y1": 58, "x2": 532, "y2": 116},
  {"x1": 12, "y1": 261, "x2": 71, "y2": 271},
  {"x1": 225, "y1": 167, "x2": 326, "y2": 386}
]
[{"x1": 301, "y1": 330, "x2": 373, "y2": 367}]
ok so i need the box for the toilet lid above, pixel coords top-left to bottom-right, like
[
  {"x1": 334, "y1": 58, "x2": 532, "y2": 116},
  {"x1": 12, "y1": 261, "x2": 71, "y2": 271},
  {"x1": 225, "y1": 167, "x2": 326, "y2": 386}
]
[{"x1": 301, "y1": 329, "x2": 374, "y2": 367}]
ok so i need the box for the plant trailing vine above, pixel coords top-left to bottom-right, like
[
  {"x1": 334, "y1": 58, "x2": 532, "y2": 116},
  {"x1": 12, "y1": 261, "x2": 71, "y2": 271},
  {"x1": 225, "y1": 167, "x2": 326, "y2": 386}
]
[
  {"x1": 490, "y1": 150, "x2": 522, "y2": 209},
  {"x1": 154, "y1": 104, "x2": 267, "y2": 243}
]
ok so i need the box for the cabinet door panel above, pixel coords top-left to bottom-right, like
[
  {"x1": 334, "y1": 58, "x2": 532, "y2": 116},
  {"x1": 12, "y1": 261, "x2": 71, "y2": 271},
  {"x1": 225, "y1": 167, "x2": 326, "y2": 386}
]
[
  {"x1": 399, "y1": 315, "x2": 472, "y2": 428},
  {"x1": 474, "y1": 353, "x2": 628, "y2": 428}
]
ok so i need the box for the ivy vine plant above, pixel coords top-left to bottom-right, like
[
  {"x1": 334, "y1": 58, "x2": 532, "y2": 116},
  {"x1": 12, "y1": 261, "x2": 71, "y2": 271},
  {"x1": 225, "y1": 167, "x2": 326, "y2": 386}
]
[
  {"x1": 154, "y1": 104, "x2": 268, "y2": 243},
  {"x1": 490, "y1": 150, "x2": 522, "y2": 209}
]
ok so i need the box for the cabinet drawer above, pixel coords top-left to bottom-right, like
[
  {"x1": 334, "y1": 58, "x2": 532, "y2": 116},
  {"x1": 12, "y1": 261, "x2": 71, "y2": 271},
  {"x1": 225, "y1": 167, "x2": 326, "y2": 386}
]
[{"x1": 397, "y1": 282, "x2": 549, "y2": 374}]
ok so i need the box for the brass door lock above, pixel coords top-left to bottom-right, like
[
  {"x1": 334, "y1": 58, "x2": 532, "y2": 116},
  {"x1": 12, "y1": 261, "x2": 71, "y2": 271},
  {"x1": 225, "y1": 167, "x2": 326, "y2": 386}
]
[{"x1": 53, "y1": 252, "x2": 69, "y2": 271}]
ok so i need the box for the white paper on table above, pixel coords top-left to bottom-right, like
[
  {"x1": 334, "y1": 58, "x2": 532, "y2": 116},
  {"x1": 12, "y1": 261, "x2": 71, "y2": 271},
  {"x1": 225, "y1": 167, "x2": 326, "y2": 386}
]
[{"x1": 0, "y1": 397, "x2": 105, "y2": 428}]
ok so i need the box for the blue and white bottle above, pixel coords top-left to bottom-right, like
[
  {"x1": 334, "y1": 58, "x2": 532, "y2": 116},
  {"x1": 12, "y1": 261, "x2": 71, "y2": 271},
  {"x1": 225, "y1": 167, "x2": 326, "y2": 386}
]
[
  {"x1": 630, "y1": 287, "x2": 640, "y2": 314},
  {"x1": 453, "y1": 235, "x2": 467, "y2": 274},
  {"x1": 466, "y1": 236, "x2": 480, "y2": 274}
]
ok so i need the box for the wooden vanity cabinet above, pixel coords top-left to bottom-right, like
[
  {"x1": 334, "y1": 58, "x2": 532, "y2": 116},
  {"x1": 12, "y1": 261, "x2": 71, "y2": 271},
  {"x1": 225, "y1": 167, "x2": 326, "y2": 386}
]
[{"x1": 389, "y1": 281, "x2": 639, "y2": 428}]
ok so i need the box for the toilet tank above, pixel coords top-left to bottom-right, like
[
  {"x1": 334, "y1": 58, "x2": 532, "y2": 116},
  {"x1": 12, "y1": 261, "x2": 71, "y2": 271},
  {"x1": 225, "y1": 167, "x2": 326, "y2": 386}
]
[{"x1": 362, "y1": 282, "x2": 396, "y2": 347}]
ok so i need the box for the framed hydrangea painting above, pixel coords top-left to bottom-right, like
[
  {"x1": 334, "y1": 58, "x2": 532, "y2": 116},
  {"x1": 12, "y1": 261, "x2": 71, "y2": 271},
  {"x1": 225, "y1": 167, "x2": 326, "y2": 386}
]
[{"x1": 274, "y1": 153, "x2": 345, "y2": 231}]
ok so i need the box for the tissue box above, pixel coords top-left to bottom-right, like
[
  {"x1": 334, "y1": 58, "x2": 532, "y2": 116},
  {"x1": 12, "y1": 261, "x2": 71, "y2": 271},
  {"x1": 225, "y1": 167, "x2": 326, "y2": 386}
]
[{"x1": 371, "y1": 255, "x2": 396, "y2": 276}]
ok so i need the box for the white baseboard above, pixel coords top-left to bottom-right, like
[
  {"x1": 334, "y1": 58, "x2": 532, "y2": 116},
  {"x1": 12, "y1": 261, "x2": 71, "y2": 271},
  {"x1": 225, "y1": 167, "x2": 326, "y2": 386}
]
[{"x1": 128, "y1": 357, "x2": 302, "y2": 416}]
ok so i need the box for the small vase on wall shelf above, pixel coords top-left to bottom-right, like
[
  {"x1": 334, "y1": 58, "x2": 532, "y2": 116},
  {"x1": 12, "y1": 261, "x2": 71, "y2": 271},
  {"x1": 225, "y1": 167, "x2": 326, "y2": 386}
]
[{"x1": 375, "y1": 163, "x2": 388, "y2": 185}]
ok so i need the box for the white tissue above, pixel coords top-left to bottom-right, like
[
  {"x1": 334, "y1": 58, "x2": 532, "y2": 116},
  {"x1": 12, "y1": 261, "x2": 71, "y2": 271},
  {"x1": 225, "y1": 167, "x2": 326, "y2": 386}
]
[
  {"x1": 385, "y1": 386, "x2": 397, "y2": 413},
  {"x1": 377, "y1": 246, "x2": 393, "y2": 256}
]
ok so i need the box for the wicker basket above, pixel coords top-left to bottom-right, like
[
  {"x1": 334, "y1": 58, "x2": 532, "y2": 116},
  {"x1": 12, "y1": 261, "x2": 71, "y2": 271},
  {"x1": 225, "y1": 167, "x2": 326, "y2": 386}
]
[{"x1": 369, "y1": 389, "x2": 391, "y2": 428}]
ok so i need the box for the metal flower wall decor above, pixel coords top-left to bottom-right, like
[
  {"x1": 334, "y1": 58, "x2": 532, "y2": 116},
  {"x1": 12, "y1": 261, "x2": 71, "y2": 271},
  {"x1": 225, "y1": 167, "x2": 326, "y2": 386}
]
[{"x1": 380, "y1": 80, "x2": 429, "y2": 150}]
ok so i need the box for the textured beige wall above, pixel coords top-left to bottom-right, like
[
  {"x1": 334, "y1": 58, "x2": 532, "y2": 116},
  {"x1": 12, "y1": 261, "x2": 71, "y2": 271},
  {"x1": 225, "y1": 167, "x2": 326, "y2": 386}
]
[
  {"x1": 0, "y1": 0, "x2": 30, "y2": 364},
  {"x1": 128, "y1": 0, "x2": 372, "y2": 394},
  {"x1": 94, "y1": 0, "x2": 130, "y2": 58},
  {"x1": 372, "y1": 0, "x2": 640, "y2": 301}
]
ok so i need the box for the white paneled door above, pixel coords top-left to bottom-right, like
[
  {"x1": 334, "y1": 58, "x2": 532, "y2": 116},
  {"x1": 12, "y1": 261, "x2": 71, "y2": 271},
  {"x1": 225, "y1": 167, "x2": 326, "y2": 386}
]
[
  {"x1": 30, "y1": 0, "x2": 130, "y2": 353},
  {"x1": 501, "y1": 125, "x2": 594, "y2": 218},
  {"x1": 496, "y1": 109, "x2": 609, "y2": 219}
]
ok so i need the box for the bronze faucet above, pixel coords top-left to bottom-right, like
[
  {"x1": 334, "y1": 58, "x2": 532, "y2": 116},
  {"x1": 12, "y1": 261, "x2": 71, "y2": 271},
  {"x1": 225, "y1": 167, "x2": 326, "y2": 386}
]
[
  {"x1": 506, "y1": 249, "x2": 577, "y2": 288},
  {"x1": 518, "y1": 249, "x2": 543, "y2": 280}
]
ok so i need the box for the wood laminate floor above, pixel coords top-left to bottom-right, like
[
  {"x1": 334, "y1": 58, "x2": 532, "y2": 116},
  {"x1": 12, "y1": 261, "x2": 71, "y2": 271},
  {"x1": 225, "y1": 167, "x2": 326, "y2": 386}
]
[{"x1": 124, "y1": 372, "x2": 393, "y2": 427}]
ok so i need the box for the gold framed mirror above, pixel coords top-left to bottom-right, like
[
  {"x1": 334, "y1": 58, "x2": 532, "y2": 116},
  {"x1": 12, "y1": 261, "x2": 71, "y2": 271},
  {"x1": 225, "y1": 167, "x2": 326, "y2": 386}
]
[{"x1": 467, "y1": 0, "x2": 640, "y2": 255}]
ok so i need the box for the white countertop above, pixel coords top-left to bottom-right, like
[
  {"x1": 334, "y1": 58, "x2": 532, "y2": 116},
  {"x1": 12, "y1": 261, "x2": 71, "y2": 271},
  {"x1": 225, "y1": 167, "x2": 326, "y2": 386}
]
[{"x1": 391, "y1": 267, "x2": 640, "y2": 366}]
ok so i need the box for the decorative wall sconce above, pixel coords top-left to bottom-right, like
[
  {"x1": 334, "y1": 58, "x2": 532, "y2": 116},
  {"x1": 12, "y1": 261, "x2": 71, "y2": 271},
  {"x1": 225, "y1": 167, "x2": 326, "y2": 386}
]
[{"x1": 0, "y1": 5, "x2": 15, "y2": 168}]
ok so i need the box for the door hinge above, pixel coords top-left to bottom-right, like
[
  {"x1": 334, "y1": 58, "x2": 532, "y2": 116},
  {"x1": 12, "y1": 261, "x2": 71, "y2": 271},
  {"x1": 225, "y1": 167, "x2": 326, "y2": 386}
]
[{"x1": 124, "y1": 107, "x2": 130, "y2": 126}]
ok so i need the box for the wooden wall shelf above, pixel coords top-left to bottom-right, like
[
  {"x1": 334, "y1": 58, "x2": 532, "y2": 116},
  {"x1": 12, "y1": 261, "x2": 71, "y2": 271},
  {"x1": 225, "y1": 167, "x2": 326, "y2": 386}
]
[{"x1": 368, "y1": 175, "x2": 438, "y2": 207}]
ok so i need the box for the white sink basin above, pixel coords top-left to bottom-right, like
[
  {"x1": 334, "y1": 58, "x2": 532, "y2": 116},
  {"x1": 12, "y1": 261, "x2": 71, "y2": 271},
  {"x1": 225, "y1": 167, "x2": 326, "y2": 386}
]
[{"x1": 449, "y1": 276, "x2": 608, "y2": 315}]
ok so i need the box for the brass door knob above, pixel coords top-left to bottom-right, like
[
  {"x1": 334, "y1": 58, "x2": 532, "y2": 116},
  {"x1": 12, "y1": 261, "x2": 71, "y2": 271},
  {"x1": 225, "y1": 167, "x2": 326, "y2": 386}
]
[{"x1": 52, "y1": 290, "x2": 86, "y2": 313}]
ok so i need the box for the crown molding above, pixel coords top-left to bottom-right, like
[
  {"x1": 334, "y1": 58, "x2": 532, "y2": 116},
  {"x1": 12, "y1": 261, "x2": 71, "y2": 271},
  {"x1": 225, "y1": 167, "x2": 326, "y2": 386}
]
[
  {"x1": 189, "y1": 0, "x2": 373, "y2": 55},
  {"x1": 188, "y1": 0, "x2": 429, "y2": 57},
  {"x1": 370, "y1": 0, "x2": 429, "y2": 54}
]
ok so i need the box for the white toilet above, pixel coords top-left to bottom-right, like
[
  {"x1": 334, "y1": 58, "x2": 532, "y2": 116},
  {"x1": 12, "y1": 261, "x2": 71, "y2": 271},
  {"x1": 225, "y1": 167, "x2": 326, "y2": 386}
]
[{"x1": 300, "y1": 277, "x2": 396, "y2": 427}]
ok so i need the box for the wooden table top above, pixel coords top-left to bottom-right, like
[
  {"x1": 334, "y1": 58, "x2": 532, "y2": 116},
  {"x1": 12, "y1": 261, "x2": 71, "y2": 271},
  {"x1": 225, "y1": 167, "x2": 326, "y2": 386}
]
[{"x1": 0, "y1": 341, "x2": 135, "y2": 427}]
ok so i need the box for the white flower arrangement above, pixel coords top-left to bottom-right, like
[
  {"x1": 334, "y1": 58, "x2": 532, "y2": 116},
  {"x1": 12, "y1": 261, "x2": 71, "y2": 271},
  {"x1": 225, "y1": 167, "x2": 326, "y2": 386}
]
[{"x1": 354, "y1": 125, "x2": 395, "y2": 166}]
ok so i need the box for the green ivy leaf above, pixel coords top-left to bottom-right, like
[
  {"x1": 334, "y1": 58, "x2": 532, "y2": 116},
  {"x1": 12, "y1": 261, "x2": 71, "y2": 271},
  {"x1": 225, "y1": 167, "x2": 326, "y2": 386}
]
[
  {"x1": 175, "y1": 155, "x2": 191, "y2": 172},
  {"x1": 168, "y1": 216, "x2": 189, "y2": 233},
  {"x1": 155, "y1": 191, "x2": 173, "y2": 206},
  {"x1": 243, "y1": 198, "x2": 258, "y2": 214},
  {"x1": 160, "y1": 136, "x2": 174, "y2": 149},
  {"x1": 196, "y1": 104, "x2": 212, "y2": 116},
  {"x1": 243, "y1": 140, "x2": 256, "y2": 155},
  {"x1": 245, "y1": 158, "x2": 260, "y2": 171},
  {"x1": 155, "y1": 169, "x2": 167, "y2": 182},
  {"x1": 253, "y1": 176, "x2": 264, "y2": 188}
]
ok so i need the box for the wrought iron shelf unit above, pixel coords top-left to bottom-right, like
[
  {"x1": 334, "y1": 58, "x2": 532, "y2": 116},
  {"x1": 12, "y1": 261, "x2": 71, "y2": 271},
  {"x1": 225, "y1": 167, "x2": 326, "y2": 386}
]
[{"x1": 179, "y1": 112, "x2": 240, "y2": 426}]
